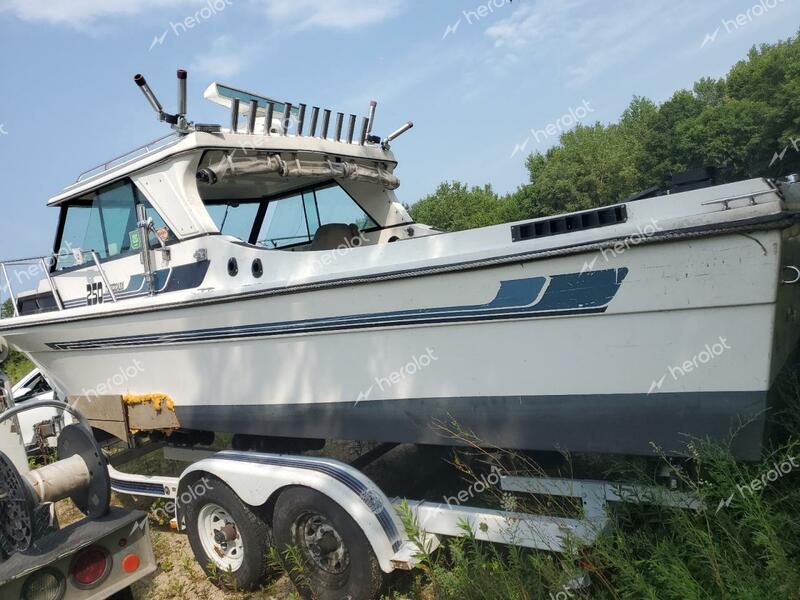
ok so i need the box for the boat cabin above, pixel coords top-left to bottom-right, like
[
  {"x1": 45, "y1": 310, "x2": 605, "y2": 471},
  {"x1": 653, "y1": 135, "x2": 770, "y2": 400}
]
[{"x1": 2, "y1": 79, "x2": 429, "y2": 319}]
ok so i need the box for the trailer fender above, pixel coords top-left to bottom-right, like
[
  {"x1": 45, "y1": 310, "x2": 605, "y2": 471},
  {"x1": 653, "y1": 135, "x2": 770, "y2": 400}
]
[{"x1": 177, "y1": 450, "x2": 405, "y2": 573}]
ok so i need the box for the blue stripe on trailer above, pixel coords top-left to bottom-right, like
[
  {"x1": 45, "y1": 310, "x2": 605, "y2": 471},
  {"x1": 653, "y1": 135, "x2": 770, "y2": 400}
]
[
  {"x1": 216, "y1": 451, "x2": 403, "y2": 552},
  {"x1": 111, "y1": 478, "x2": 169, "y2": 496}
]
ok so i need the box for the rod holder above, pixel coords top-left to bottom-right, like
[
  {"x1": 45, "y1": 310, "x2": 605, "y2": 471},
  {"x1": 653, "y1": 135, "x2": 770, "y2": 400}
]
[
  {"x1": 359, "y1": 116, "x2": 369, "y2": 145},
  {"x1": 367, "y1": 100, "x2": 377, "y2": 135},
  {"x1": 335, "y1": 112, "x2": 344, "y2": 142},
  {"x1": 247, "y1": 100, "x2": 258, "y2": 134},
  {"x1": 265, "y1": 102, "x2": 275, "y2": 134},
  {"x1": 177, "y1": 69, "x2": 187, "y2": 115},
  {"x1": 309, "y1": 107, "x2": 320, "y2": 137},
  {"x1": 297, "y1": 104, "x2": 307, "y2": 136},
  {"x1": 283, "y1": 103, "x2": 293, "y2": 135},
  {"x1": 346, "y1": 114, "x2": 356, "y2": 144},
  {"x1": 383, "y1": 121, "x2": 414, "y2": 147},
  {"x1": 321, "y1": 109, "x2": 331, "y2": 139},
  {"x1": 134, "y1": 74, "x2": 165, "y2": 117},
  {"x1": 230, "y1": 98, "x2": 240, "y2": 133}
]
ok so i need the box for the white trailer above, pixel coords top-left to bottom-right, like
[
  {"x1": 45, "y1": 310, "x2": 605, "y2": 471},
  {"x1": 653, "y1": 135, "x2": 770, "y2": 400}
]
[{"x1": 107, "y1": 441, "x2": 698, "y2": 600}]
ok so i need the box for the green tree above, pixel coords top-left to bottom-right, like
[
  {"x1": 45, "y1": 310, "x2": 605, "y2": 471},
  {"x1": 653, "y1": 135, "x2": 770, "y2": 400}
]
[
  {"x1": 409, "y1": 182, "x2": 525, "y2": 231},
  {"x1": 1, "y1": 299, "x2": 33, "y2": 384},
  {"x1": 411, "y1": 32, "x2": 800, "y2": 232}
]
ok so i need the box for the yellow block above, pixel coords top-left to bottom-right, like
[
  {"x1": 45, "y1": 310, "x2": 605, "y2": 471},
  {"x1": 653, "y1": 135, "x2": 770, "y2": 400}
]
[{"x1": 122, "y1": 394, "x2": 175, "y2": 413}]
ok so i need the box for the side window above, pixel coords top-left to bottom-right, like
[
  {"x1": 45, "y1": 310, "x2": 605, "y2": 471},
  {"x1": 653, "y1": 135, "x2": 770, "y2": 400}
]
[
  {"x1": 255, "y1": 185, "x2": 377, "y2": 249},
  {"x1": 207, "y1": 202, "x2": 261, "y2": 241},
  {"x1": 315, "y1": 185, "x2": 377, "y2": 231},
  {"x1": 54, "y1": 180, "x2": 172, "y2": 270},
  {"x1": 257, "y1": 193, "x2": 314, "y2": 249}
]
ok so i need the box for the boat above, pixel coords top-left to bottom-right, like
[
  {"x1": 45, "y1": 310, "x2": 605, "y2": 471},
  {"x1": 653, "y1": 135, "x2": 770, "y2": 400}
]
[{"x1": 1, "y1": 70, "x2": 799, "y2": 460}]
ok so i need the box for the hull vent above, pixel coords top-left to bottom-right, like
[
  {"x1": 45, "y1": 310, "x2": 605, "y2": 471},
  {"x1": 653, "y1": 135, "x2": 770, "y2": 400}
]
[{"x1": 511, "y1": 204, "x2": 628, "y2": 242}]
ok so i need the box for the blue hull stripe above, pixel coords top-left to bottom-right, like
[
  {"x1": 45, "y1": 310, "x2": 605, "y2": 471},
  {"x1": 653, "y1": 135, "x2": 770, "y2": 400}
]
[
  {"x1": 61, "y1": 261, "x2": 211, "y2": 309},
  {"x1": 47, "y1": 268, "x2": 627, "y2": 351}
]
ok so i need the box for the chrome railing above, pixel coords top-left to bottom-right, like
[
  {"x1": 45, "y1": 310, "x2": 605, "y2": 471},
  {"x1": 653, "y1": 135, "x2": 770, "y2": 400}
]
[
  {"x1": 0, "y1": 250, "x2": 118, "y2": 319},
  {"x1": 73, "y1": 133, "x2": 180, "y2": 185}
]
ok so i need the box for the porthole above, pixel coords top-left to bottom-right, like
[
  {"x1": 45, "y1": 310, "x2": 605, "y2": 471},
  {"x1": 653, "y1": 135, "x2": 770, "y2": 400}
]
[
  {"x1": 252, "y1": 259, "x2": 264, "y2": 278},
  {"x1": 228, "y1": 258, "x2": 239, "y2": 277}
]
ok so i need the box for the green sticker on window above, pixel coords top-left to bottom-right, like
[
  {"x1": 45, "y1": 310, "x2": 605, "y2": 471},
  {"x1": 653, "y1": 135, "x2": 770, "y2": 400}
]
[{"x1": 129, "y1": 230, "x2": 142, "y2": 251}]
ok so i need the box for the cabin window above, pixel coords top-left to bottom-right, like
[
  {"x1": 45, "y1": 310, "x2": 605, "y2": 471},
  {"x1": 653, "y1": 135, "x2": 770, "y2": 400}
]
[
  {"x1": 203, "y1": 183, "x2": 377, "y2": 249},
  {"x1": 54, "y1": 179, "x2": 172, "y2": 271},
  {"x1": 255, "y1": 186, "x2": 378, "y2": 249},
  {"x1": 257, "y1": 192, "x2": 317, "y2": 249},
  {"x1": 206, "y1": 201, "x2": 261, "y2": 241}
]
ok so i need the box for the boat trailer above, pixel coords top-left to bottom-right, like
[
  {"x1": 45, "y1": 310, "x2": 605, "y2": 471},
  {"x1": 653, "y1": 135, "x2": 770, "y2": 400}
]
[{"x1": 107, "y1": 440, "x2": 699, "y2": 596}]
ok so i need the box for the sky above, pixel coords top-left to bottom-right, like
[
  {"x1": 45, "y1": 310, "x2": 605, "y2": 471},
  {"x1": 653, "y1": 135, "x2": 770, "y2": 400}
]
[{"x1": 0, "y1": 0, "x2": 798, "y2": 259}]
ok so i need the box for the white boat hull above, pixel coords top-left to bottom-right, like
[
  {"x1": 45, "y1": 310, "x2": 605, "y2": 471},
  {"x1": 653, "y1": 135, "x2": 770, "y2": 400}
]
[{"x1": 8, "y1": 222, "x2": 800, "y2": 459}]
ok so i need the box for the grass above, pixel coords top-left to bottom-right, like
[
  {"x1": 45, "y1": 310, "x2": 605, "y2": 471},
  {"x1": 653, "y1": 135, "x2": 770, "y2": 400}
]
[
  {"x1": 396, "y1": 376, "x2": 800, "y2": 600},
  {"x1": 4, "y1": 349, "x2": 33, "y2": 385}
]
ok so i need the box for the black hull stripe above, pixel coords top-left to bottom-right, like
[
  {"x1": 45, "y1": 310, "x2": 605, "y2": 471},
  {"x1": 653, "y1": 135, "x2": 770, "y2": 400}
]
[{"x1": 175, "y1": 391, "x2": 770, "y2": 461}]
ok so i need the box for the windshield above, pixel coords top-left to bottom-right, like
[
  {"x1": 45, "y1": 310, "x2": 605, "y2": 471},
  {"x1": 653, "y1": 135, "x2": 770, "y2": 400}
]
[{"x1": 204, "y1": 182, "x2": 377, "y2": 249}]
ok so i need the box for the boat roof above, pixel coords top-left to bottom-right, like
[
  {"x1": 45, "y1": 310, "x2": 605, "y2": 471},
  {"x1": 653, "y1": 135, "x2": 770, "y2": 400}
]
[{"x1": 49, "y1": 81, "x2": 400, "y2": 206}]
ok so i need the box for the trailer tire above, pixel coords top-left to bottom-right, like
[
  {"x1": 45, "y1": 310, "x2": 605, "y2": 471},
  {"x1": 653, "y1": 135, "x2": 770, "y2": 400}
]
[
  {"x1": 273, "y1": 487, "x2": 384, "y2": 600},
  {"x1": 185, "y1": 476, "x2": 272, "y2": 591}
]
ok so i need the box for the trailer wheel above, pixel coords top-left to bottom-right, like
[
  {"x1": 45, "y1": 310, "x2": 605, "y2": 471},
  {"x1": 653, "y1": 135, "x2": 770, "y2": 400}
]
[
  {"x1": 273, "y1": 487, "x2": 384, "y2": 600},
  {"x1": 185, "y1": 477, "x2": 272, "y2": 591}
]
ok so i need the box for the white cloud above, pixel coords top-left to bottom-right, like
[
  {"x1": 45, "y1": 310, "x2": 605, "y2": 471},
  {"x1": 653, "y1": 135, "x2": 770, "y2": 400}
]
[
  {"x1": 262, "y1": 0, "x2": 403, "y2": 31},
  {"x1": 0, "y1": 0, "x2": 403, "y2": 31},
  {"x1": 189, "y1": 35, "x2": 250, "y2": 79},
  {"x1": 485, "y1": 0, "x2": 582, "y2": 50},
  {"x1": 0, "y1": 0, "x2": 198, "y2": 27},
  {"x1": 484, "y1": 0, "x2": 732, "y2": 85}
]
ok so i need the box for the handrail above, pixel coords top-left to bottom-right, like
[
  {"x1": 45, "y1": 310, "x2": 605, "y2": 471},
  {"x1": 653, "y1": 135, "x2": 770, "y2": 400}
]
[
  {"x1": 700, "y1": 189, "x2": 775, "y2": 210},
  {"x1": 1, "y1": 248, "x2": 119, "y2": 319},
  {"x1": 74, "y1": 132, "x2": 180, "y2": 184}
]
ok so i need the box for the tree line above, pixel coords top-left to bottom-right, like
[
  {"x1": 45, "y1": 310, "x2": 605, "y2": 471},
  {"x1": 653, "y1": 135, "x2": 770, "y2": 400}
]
[{"x1": 410, "y1": 32, "x2": 800, "y2": 231}]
